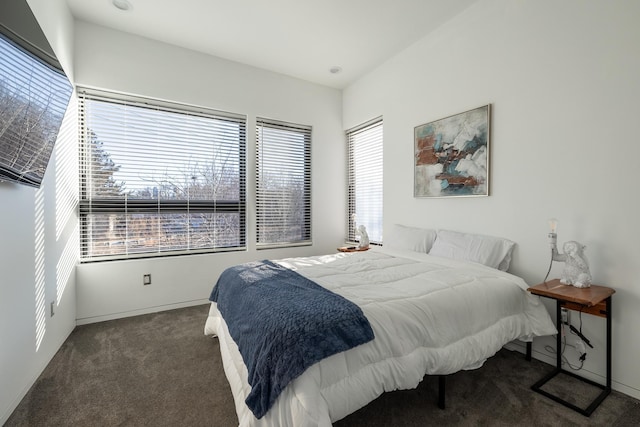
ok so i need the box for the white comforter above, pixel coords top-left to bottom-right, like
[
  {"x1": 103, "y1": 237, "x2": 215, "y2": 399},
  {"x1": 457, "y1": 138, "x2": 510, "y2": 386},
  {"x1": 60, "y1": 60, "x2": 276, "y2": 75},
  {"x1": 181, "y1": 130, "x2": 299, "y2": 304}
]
[{"x1": 204, "y1": 247, "x2": 556, "y2": 427}]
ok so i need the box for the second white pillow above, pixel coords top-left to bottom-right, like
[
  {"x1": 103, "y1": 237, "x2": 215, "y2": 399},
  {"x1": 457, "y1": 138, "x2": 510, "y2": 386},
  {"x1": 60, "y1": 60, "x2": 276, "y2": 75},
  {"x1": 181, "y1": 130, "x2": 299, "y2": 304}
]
[{"x1": 429, "y1": 229, "x2": 515, "y2": 271}]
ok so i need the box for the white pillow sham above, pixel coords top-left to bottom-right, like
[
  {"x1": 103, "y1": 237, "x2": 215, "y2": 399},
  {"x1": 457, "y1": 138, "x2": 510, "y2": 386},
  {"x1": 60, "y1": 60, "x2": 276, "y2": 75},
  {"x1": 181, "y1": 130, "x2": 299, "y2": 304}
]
[
  {"x1": 384, "y1": 224, "x2": 437, "y2": 253},
  {"x1": 428, "y1": 229, "x2": 516, "y2": 271}
]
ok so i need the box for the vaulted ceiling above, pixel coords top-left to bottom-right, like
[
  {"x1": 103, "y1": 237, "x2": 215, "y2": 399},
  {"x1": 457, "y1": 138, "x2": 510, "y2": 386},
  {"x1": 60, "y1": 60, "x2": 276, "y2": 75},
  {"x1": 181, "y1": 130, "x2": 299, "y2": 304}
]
[{"x1": 65, "y1": 0, "x2": 477, "y2": 89}]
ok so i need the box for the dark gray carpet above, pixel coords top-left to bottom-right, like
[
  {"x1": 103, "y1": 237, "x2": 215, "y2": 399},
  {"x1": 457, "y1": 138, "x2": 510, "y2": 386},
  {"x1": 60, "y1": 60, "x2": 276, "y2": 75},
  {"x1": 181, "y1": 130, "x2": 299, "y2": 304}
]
[{"x1": 5, "y1": 304, "x2": 640, "y2": 426}]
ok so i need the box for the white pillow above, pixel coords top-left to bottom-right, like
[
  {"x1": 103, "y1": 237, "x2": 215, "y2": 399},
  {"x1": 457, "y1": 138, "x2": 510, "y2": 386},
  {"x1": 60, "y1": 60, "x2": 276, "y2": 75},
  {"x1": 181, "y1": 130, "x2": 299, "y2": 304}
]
[
  {"x1": 428, "y1": 230, "x2": 516, "y2": 271},
  {"x1": 384, "y1": 224, "x2": 437, "y2": 253}
]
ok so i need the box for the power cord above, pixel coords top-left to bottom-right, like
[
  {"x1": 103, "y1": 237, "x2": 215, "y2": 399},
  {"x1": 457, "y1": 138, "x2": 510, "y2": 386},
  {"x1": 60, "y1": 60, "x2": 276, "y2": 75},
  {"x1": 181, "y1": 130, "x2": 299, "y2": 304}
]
[
  {"x1": 541, "y1": 249, "x2": 589, "y2": 368},
  {"x1": 543, "y1": 248, "x2": 553, "y2": 283},
  {"x1": 544, "y1": 323, "x2": 585, "y2": 370}
]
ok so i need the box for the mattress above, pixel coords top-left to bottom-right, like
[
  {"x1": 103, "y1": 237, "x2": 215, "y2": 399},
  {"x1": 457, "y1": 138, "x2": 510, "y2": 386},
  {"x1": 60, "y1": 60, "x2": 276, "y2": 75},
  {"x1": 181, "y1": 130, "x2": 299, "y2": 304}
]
[{"x1": 204, "y1": 247, "x2": 556, "y2": 426}]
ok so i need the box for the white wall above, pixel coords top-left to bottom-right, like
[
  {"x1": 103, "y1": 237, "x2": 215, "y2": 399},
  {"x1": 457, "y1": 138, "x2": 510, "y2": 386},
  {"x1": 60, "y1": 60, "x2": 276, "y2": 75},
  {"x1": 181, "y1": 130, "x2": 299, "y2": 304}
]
[
  {"x1": 73, "y1": 22, "x2": 345, "y2": 324},
  {"x1": 0, "y1": 115, "x2": 78, "y2": 421},
  {"x1": 25, "y1": 0, "x2": 76, "y2": 81},
  {"x1": 344, "y1": 0, "x2": 640, "y2": 399},
  {"x1": 0, "y1": 1, "x2": 77, "y2": 424}
]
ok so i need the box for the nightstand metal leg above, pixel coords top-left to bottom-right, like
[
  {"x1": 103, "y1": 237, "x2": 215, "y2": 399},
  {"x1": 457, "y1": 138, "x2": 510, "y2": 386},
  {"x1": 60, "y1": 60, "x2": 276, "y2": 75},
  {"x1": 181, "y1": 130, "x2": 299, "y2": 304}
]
[
  {"x1": 556, "y1": 300, "x2": 562, "y2": 368},
  {"x1": 606, "y1": 296, "x2": 612, "y2": 390},
  {"x1": 531, "y1": 297, "x2": 612, "y2": 416}
]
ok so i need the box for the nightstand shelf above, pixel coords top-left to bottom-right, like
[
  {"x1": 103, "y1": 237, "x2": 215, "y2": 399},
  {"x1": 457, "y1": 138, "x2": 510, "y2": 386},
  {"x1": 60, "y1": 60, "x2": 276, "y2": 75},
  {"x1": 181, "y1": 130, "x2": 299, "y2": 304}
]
[{"x1": 527, "y1": 279, "x2": 615, "y2": 416}]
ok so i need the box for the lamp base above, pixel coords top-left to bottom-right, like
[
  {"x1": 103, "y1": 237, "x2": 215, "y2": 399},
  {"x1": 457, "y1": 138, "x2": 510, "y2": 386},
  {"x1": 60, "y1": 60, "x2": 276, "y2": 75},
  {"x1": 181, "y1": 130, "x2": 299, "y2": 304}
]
[{"x1": 558, "y1": 241, "x2": 592, "y2": 288}]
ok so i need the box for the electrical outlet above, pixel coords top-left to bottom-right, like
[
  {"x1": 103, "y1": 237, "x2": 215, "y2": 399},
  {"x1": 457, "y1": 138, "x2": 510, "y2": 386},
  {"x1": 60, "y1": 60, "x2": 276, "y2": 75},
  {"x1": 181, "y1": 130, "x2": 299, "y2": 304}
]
[
  {"x1": 560, "y1": 307, "x2": 570, "y2": 325},
  {"x1": 143, "y1": 274, "x2": 152, "y2": 285},
  {"x1": 576, "y1": 339, "x2": 586, "y2": 356}
]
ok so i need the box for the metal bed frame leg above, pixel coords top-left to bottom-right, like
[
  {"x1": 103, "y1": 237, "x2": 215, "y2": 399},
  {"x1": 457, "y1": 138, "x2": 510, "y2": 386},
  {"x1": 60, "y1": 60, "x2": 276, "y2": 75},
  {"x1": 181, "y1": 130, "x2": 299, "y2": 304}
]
[{"x1": 438, "y1": 376, "x2": 446, "y2": 409}]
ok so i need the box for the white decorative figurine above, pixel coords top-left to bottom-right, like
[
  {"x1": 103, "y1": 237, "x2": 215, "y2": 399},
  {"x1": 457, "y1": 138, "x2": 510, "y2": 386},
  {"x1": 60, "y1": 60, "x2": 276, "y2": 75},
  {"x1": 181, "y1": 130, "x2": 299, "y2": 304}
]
[
  {"x1": 552, "y1": 240, "x2": 592, "y2": 288},
  {"x1": 355, "y1": 225, "x2": 370, "y2": 249}
]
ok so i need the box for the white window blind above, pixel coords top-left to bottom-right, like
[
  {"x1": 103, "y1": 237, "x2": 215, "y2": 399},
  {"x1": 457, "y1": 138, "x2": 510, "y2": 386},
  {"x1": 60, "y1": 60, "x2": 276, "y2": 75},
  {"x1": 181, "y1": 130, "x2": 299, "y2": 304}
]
[
  {"x1": 78, "y1": 90, "x2": 246, "y2": 261},
  {"x1": 256, "y1": 118, "x2": 311, "y2": 248},
  {"x1": 0, "y1": 32, "x2": 72, "y2": 188},
  {"x1": 347, "y1": 118, "x2": 383, "y2": 244}
]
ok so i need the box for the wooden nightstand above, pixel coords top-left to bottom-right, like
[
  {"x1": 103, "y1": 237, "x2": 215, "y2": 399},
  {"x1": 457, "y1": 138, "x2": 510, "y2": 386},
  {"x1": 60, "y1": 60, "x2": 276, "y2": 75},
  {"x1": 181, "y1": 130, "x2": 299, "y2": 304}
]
[
  {"x1": 528, "y1": 279, "x2": 615, "y2": 416},
  {"x1": 337, "y1": 246, "x2": 369, "y2": 253}
]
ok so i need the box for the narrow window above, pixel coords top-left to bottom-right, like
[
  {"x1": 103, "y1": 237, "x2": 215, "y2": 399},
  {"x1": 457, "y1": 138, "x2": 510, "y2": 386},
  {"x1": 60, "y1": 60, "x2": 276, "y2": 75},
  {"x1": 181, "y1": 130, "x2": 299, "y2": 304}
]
[
  {"x1": 347, "y1": 118, "x2": 383, "y2": 244},
  {"x1": 256, "y1": 118, "x2": 311, "y2": 248},
  {"x1": 78, "y1": 90, "x2": 246, "y2": 261}
]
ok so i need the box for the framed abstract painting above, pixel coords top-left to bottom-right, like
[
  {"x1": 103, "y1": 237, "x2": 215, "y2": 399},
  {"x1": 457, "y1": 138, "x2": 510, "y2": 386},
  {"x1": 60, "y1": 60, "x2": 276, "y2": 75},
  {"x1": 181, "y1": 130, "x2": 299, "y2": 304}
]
[{"x1": 414, "y1": 105, "x2": 490, "y2": 198}]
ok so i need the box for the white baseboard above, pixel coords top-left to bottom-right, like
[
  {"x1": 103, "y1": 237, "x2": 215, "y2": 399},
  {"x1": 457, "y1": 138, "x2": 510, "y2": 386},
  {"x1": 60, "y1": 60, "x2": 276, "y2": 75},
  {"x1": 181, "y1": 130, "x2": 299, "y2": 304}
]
[
  {"x1": 504, "y1": 341, "x2": 640, "y2": 401},
  {"x1": 75, "y1": 298, "x2": 210, "y2": 325}
]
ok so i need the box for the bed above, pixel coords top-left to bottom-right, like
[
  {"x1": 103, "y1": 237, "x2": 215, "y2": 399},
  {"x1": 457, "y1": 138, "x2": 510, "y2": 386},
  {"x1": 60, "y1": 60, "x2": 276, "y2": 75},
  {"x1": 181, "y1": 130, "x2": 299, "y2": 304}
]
[{"x1": 204, "y1": 228, "x2": 556, "y2": 427}]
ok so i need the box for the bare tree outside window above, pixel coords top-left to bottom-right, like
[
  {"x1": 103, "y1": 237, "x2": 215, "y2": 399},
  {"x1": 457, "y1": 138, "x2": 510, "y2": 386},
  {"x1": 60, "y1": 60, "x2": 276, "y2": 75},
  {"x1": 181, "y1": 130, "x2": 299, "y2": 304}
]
[
  {"x1": 0, "y1": 34, "x2": 72, "y2": 187},
  {"x1": 78, "y1": 91, "x2": 246, "y2": 261},
  {"x1": 256, "y1": 119, "x2": 311, "y2": 248}
]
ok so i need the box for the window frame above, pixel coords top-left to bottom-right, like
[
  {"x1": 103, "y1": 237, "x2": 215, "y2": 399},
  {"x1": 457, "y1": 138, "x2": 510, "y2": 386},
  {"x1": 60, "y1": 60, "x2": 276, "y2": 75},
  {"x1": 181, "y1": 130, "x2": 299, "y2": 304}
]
[
  {"x1": 78, "y1": 89, "x2": 247, "y2": 262},
  {"x1": 0, "y1": 28, "x2": 72, "y2": 188},
  {"x1": 346, "y1": 117, "x2": 383, "y2": 245},
  {"x1": 255, "y1": 117, "x2": 312, "y2": 249}
]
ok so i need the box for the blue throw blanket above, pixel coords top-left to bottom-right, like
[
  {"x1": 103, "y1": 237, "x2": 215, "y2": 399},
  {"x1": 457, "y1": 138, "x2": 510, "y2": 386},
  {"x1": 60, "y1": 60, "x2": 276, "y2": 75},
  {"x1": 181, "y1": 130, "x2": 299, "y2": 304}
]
[{"x1": 210, "y1": 260, "x2": 374, "y2": 419}]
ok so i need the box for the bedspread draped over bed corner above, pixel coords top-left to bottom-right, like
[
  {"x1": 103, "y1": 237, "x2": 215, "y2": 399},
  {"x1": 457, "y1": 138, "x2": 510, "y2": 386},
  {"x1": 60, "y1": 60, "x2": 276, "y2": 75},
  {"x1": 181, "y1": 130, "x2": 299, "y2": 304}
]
[
  {"x1": 209, "y1": 260, "x2": 375, "y2": 419},
  {"x1": 206, "y1": 249, "x2": 557, "y2": 426}
]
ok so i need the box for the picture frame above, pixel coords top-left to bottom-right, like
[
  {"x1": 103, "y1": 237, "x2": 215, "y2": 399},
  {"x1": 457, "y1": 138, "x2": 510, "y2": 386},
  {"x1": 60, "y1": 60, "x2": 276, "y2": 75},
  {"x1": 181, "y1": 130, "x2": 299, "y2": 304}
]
[{"x1": 414, "y1": 105, "x2": 490, "y2": 198}]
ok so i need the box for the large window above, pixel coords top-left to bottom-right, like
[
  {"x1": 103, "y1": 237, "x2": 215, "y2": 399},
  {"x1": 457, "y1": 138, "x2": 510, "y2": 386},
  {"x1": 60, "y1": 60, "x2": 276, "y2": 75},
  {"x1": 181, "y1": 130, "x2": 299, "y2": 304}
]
[
  {"x1": 347, "y1": 118, "x2": 383, "y2": 244},
  {"x1": 0, "y1": 29, "x2": 72, "y2": 188},
  {"x1": 78, "y1": 90, "x2": 246, "y2": 261},
  {"x1": 256, "y1": 118, "x2": 311, "y2": 248}
]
